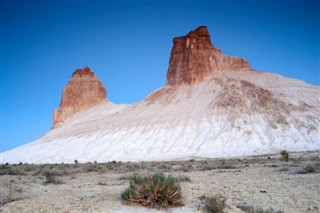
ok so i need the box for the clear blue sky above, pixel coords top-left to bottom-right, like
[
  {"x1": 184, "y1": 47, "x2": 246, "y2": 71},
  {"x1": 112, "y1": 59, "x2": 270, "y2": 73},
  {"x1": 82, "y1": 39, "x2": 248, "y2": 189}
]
[{"x1": 1, "y1": 0, "x2": 319, "y2": 152}]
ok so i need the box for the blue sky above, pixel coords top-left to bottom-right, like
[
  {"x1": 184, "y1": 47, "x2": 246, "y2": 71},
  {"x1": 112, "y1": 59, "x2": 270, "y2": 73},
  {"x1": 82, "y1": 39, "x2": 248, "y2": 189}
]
[{"x1": 1, "y1": 0, "x2": 319, "y2": 152}]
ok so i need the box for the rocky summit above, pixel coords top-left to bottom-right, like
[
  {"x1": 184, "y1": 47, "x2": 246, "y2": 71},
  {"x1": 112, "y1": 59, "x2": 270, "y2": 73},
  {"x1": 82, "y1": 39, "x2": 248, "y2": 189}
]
[
  {"x1": 52, "y1": 66, "x2": 106, "y2": 129},
  {"x1": 166, "y1": 26, "x2": 252, "y2": 86}
]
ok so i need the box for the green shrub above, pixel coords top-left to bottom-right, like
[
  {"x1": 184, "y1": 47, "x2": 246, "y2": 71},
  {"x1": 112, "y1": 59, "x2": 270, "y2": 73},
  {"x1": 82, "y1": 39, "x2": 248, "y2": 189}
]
[
  {"x1": 44, "y1": 173, "x2": 56, "y2": 184},
  {"x1": 97, "y1": 182, "x2": 108, "y2": 186},
  {"x1": 121, "y1": 173, "x2": 183, "y2": 208},
  {"x1": 44, "y1": 172, "x2": 63, "y2": 184},
  {"x1": 204, "y1": 194, "x2": 227, "y2": 213},
  {"x1": 85, "y1": 164, "x2": 102, "y2": 172},
  {"x1": 0, "y1": 164, "x2": 15, "y2": 175},
  {"x1": 280, "y1": 150, "x2": 289, "y2": 162},
  {"x1": 0, "y1": 164, "x2": 24, "y2": 175}
]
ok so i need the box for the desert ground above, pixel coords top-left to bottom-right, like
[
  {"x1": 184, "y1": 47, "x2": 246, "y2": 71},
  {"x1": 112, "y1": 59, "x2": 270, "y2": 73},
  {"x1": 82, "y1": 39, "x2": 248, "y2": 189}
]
[{"x1": 1, "y1": 151, "x2": 319, "y2": 213}]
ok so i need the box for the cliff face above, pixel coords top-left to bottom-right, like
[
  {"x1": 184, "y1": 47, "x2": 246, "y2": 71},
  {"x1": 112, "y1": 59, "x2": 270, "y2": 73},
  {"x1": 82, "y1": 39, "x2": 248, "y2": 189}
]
[
  {"x1": 52, "y1": 66, "x2": 106, "y2": 128},
  {"x1": 52, "y1": 26, "x2": 252, "y2": 128},
  {"x1": 166, "y1": 26, "x2": 252, "y2": 86}
]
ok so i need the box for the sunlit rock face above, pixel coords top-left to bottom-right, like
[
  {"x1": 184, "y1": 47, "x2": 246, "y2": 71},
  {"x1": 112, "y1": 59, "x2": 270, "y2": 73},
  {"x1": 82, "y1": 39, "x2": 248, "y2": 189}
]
[
  {"x1": 166, "y1": 26, "x2": 252, "y2": 86},
  {"x1": 52, "y1": 66, "x2": 106, "y2": 128}
]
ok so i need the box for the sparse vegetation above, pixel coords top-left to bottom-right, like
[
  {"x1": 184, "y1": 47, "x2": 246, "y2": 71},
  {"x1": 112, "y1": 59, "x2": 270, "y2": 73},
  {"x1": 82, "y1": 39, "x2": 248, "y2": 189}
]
[
  {"x1": 0, "y1": 164, "x2": 25, "y2": 175},
  {"x1": 0, "y1": 164, "x2": 15, "y2": 175},
  {"x1": 0, "y1": 152, "x2": 317, "y2": 176},
  {"x1": 44, "y1": 172, "x2": 56, "y2": 184},
  {"x1": 0, "y1": 151, "x2": 319, "y2": 211},
  {"x1": 97, "y1": 182, "x2": 108, "y2": 186},
  {"x1": 280, "y1": 150, "x2": 289, "y2": 162},
  {"x1": 85, "y1": 163, "x2": 102, "y2": 172},
  {"x1": 44, "y1": 172, "x2": 62, "y2": 184},
  {"x1": 204, "y1": 194, "x2": 227, "y2": 213},
  {"x1": 121, "y1": 173, "x2": 183, "y2": 208}
]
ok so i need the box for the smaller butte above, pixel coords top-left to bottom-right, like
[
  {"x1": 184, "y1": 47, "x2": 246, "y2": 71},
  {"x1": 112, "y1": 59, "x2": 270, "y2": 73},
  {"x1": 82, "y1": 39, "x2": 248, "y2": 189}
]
[{"x1": 52, "y1": 66, "x2": 106, "y2": 129}]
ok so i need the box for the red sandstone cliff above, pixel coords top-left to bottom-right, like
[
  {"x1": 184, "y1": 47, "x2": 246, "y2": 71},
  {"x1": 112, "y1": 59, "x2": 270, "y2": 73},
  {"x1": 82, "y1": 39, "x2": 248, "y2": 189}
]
[
  {"x1": 52, "y1": 26, "x2": 252, "y2": 128},
  {"x1": 166, "y1": 26, "x2": 252, "y2": 85},
  {"x1": 52, "y1": 66, "x2": 106, "y2": 129}
]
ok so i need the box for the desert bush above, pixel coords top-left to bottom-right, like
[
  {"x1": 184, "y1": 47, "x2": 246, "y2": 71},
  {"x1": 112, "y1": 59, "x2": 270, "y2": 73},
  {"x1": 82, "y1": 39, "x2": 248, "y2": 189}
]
[
  {"x1": 44, "y1": 173, "x2": 56, "y2": 184},
  {"x1": 280, "y1": 150, "x2": 289, "y2": 162},
  {"x1": 121, "y1": 173, "x2": 183, "y2": 208},
  {"x1": 85, "y1": 164, "x2": 102, "y2": 172},
  {"x1": 44, "y1": 172, "x2": 62, "y2": 184},
  {"x1": 22, "y1": 164, "x2": 37, "y2": 172},
  {"x1": 0, "y1": 164, "x2": 18, "y2": 175},
  {"x1": 49, "y1": 168, "x2": 66, "y2": 176},
  {"x1": 201, "y1": 165, "x2": 216, "y2": 171},
  {"x1": 161, "y1": 163, "x2": 172, "y2": 171},
  {"x1": 204, "y1": 194, "x2": 227, "y2": 213},
  {"x1": 106, "y1": 162, "x2": 117, "y2": 170},
  {"x1": 97, "y1": 182, "x2": 107, "y2": 186},
  {"x1": 0, "y1": 165, "x2": 14, "y2": 175},
  {"x1": 219, "y1": 164, "x2": 236, "y2": 170}
]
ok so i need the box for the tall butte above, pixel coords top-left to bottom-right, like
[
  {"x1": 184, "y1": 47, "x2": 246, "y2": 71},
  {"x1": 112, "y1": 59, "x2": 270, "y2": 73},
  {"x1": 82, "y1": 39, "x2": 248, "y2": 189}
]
[
  {"x1": 166, "y1": 26, "x2": 252, "y2": 85},
  {"x1": 52, "y1": 66, "x2": 106, "y2": 129}
]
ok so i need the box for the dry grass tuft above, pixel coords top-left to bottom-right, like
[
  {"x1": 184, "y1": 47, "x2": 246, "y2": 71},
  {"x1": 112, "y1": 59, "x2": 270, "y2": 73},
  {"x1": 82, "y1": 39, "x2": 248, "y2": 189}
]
[
  {"x1": 44, "y1": 173, "x2": 63, "y2": 185},
  {"x1": 204, "y1": 194, "x2": 227, "y2": 213},
  {"x1": 121, "y1": 173, "x2": 183, "y2": 208},
  {"x1": 280, "y1": 150, "x2": 289, "y2": 162}
]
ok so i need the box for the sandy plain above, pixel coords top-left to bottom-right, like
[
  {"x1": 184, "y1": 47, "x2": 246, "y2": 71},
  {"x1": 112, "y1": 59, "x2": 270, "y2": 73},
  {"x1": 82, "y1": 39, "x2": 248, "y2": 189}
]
[{"x1": 1, "y1": 151, "x2": 319, "y2": 213}]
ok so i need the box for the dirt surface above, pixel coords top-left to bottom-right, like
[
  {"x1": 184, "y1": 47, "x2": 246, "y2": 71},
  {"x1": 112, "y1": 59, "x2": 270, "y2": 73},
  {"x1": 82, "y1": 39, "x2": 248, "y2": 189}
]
[{"x1": 1, "y1": 151, "x2": 319, "y2": 213}]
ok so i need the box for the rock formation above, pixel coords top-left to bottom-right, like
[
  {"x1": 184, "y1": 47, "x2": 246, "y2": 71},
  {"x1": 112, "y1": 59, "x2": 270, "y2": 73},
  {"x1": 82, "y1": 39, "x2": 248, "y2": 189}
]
[
  {"x1": 52, "y1": 66, "x2": 106, "y2": 129},
  {"x1": 166, "y1": 26, "x2": 252, "y2": 85},
  {"x1": 2, "y1": 26, "x2": 320, "y2": 165}
]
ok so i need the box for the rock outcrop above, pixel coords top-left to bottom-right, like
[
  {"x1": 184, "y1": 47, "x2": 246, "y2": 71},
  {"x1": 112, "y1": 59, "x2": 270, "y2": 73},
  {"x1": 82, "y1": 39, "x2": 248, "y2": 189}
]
[
  {"x1": 52, "y1": 66, "x2": 106, "y2": 129},
  {"x1": 166, "y1": 26, "x2": 252, "y2": 86}
]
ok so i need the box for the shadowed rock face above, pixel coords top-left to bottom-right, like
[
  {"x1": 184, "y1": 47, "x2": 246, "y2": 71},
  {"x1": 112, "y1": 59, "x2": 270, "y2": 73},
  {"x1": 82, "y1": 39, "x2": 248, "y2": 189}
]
[
  {"x1": 166, "y1": 26, "x2": 252, "y2": 86},
  {"x1": 52, "y1": 66, "x2": 106, "y2": 129}
]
